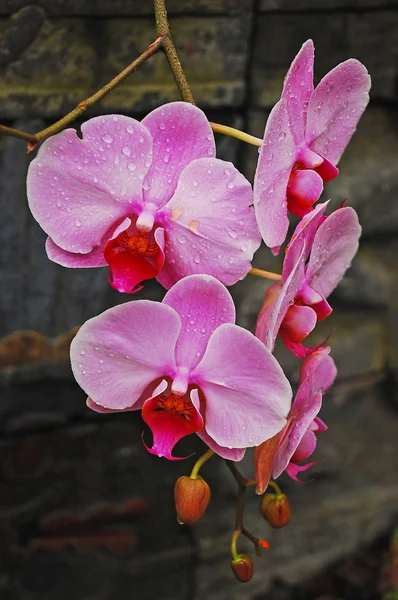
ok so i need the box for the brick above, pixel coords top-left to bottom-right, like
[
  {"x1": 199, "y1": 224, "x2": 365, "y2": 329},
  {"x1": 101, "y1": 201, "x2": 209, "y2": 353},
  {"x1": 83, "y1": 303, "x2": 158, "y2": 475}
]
[
  {"x1": 0, "y1": 0, "x2": 252, "y2": 17},
  {"x1": 0, "y1": 15, "x2": 250, "y2": 118}
]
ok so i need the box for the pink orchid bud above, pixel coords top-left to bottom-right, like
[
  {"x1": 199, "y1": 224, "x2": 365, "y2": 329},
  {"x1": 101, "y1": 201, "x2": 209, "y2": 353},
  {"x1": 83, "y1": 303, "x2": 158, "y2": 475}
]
[
  {"x1": 259, "y1": 492, "x2": 291, "y2": 528},
  {"x1": 174, "y1": 475, "x2": 211, "y2": 525},
  {"x1": 230, "y1": 554, "x2": 254, "y2": 583}
]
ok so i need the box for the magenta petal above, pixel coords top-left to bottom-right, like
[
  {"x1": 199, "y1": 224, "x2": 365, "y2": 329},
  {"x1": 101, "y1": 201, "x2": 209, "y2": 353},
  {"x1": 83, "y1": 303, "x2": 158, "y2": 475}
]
[
  {"x1": 315, "y1": 156, "x2": 339, "y2": 182},
  {"x1": 141, "y1": 393, "x2": 203, "y2": 460},
  {"x1": 253, "y1": 98, "x2": 298, "y2": 251},
  {"x1": 282, "y1": 305, "x2": 317, "y2": 342},
  {"x1": 291, "y1": 429, "x2": 317, "y2": 462},
  {"x1": 142, "y1": 102, "x2": 215, "y2": 209},
  {"x1": 273, "y1": 391, "x2": 322, "y2": 478},
  {"x1": 306, "y1": 59, "x2": 371, "y2": 165},
  {"x1": 306, "y1": 207, "x2": 361, "y2": 299},
  {"x1": 192, "y1": 323, "x2": 292, "y2": 448},
  {"x1": 27, "y1": 115, "x2": 153, "y2": 253},
  {"x1": 191, "y1": 390, "x2": 245, "y2": 461},
  {"x1": 163, "y1": 274, "x2": 235, "y2": 372},
  {"x1": 283, "y1": 200, "x2": 329, "y2": 278},
  {"x1": 46, "y1": 236, "x2": 108, "y2": 267},
  {"x1": 159, "y1": 158, "x2": 260, "y2": 288},
  {"x1": 272, "y1": 347, "x2": 335, "y2": 478},
  {"x1": 282, "y1": 39, "x2": 315, "y2": 144},
  {"x1": 285, "y1": 460, "x2": 318, "y2": 482},
  {"x1": 287, "y1": 169, "x2": 324, "y2": 209},
  {"x1": 298, "y1": 346, "x2": 337, "y2": 392},
  {"x1": 256, "y1": 244, "x2": 306, "y2": 352},
  {"x1": 70, "y1": 301, "x2": 180, "y2": 410}
]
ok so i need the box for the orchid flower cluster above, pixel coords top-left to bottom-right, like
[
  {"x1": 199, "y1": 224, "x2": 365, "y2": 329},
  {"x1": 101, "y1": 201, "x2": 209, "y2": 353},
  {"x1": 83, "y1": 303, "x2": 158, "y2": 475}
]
[{"x1": 26, "y1": 40, "x2": 370, "y2": 582}]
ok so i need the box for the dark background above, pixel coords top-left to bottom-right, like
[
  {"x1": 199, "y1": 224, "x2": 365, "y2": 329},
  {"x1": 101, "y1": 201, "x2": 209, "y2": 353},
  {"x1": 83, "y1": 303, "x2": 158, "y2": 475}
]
[{"x1": 0, "y1": 1, "x2": 397, "y2": 598}]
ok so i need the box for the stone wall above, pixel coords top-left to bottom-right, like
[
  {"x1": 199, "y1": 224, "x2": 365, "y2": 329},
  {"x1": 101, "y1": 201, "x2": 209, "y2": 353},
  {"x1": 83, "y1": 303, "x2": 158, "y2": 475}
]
[{"x1": 0, "y1": 1, "x2": 398, "y2": 599}]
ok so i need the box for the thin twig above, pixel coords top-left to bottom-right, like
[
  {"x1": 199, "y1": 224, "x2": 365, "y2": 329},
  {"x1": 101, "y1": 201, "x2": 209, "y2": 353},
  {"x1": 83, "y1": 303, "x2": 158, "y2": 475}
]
[
  {"x1": 249, "y1": 268, "x2": 282, "y2": 282},
  {"x1": 0, "y1": 36, "x2": 165, "y2": 149},
  {"x1": 210, "y1": 122, "x2": 262, "y2": 147},
  {"x1": 153, "y1": 0, "x2": 195, "y2": 104}
]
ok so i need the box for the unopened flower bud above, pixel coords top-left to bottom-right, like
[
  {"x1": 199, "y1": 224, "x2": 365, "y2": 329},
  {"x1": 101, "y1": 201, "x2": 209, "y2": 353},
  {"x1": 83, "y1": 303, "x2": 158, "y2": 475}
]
[
  {"x1": 259, "y1": 492, "x2": 291, "y2": 528},
  {"x1": 230, "y1": 554, "x2": 254, "y2": 583},
  {"x1": 174, "y1": 475, "x2": 211, "y2": 525}
]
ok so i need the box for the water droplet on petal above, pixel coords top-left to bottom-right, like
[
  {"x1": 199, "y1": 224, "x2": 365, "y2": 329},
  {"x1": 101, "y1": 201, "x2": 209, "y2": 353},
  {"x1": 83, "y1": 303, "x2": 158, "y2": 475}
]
[
  {"x1": 159, "y1": 122, "x2": 166, "y2": 130},
  {"x1": 101, "y1": 134, "x2": 113, "y2": 144},
  {"x1": 122, "y1": 146, "x2": 131, "y2": 156},
  {"x1": 126, "y1": 124, "x2": 134, "y2": 134},
  {"x1": 128, "y1": 162, "x2": 137, "y2": 171},
  {"x1": 75, "y1": 218, "x2": 82, "y2": 227}
]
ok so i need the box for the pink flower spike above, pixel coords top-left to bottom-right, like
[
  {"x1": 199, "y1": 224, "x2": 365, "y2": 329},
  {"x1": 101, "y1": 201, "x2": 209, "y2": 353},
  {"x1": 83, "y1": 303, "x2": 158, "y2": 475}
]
[
  {"x1": 28, "y1": 104, "x2": 259, "y2": 293},
  {"x1": 72, "y1": 274, "x2": 292, "y2": 460},
  {"x1": 256, "y1": 203, "x2": 360, "y2": 357},
  {"x1": 259, "y1": 347, "x2": 337, "y2": 484},
  {"x1": 253, "y1": 41, "x2": 370, "y2": 251}
]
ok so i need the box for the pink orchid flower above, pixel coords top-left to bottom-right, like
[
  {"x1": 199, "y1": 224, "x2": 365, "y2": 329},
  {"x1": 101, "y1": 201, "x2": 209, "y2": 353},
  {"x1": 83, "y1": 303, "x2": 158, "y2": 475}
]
[
  {"x1": 70, "y1": 274, "x2": 292, "y2": 461},
  {"x1": 255, "y1": 201, "x2": 361, "y2": 358},
  {"x1": 27, "y1": 102, "x2": 261, "y2": 293},
  {"x1": 254, "y1": 39, "x2": 370, "y2": 253},
  {"x1": 255, "y1": 346, "x2": 337, "y2": 493}
]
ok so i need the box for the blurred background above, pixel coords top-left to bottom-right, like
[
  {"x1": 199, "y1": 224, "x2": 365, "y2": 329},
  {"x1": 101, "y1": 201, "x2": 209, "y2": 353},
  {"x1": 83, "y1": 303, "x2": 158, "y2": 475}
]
[{"x1": 0, "y1": 1, "x2": 398, "y2": 599}]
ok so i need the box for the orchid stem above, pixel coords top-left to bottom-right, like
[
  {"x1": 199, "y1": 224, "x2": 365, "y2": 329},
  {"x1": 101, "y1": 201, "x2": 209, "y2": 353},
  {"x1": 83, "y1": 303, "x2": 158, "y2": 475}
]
[
  {"x1": 249, "y1": 268, "x2": 282, "y2": 282},
  {"x1": 190, "y1": 448, "x2": 215, "y2": 479},
  {"x1": 267, "y1": 479, "x2": 283, "y2": 497},
  {"x1": 210, "y1": 122, "x2": 262, "y2": 147},
  {"x1": 153, "y1": 0, "x2": 195, "y2": 104},
  {"x1": 226, "y1": 460, "x2": 262, "y2": 560},
  {"x1": 0, "y1": 36, "x2": 165, "y2": 150}
]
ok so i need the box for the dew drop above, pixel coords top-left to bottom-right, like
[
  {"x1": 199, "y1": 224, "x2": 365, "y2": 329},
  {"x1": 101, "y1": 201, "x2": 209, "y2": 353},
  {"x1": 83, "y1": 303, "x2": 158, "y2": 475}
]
[
  {"x1": 75, "y1": 218, "x2": 82, "y2": 227},
  {"x1": 122, "y1": 146, "x2": 131, "y2": 156},
  {"x1": 159, "y1": 122, "x2": 166, "y2": 130},
  {"x1": 278, "y1": 131, "x2": 286, "y2": 141},
  {"x1": 128, "y1": 162, "x2": 137, "y2": 171},
  {"x1": 101, "y1": 133, "x2": 113, "y2": 144},
  {"x1": 126, "y1": 124, "x2": 135, "y2": 134},
  {"x1": 227, "y1": 181, "x2": 234, "y2": 189},
  {"x1": 194, "y1": 255, "x2": 200, "y2": 264}
]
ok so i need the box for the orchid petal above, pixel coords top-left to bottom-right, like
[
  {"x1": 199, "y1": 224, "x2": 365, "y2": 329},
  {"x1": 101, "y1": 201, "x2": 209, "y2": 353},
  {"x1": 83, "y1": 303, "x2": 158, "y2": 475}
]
[
  {"x1": 160, "y1": 158, "x2": 260, "y2": 288},
  {"x1": 141, "y1": 392, "x2": 203, "y2": 460},
  {"x1": 306, "y1": 59, "x2": 371, "y2": 164},
  {"x1": 103, "y1": 219, "x2": 165, "y2": 294},
  {"x1": 283, "y1": 200, "x2": 329, "y2": 279},
  {"x1": 46, "y1": 236, "x2": 108, "y2": 267},
  {"x1": 287, "y1": 169, "x2": 324, "y2": 210},
  {"x1": 254, "y1": 429, "x2": 286, "y2": 494},
  {"x1": 272, "y1": 347, "x2": 336, "y2": 477},
  {"x1": 285, "y1": 460, "x2": 318, "y2": 482},
  {"x1": 192, "y1": 323, "x2": 292, "y2": 448},
  {"x1": 306, "y1": 207, "x2": 361, "y2": 298},
  {"x1": 253, "y1": 98, "x2": 298, "y2": 252},
  {"x1": 272, "y1": 391, "x2": 322, "y2": 478},
  {"x1": 298, "y1": 346, "x2": 337, "y2": 391},
  {"x1": 282, "y1": 39, "x2": 315, "y2": 144},
  {"x1": 282, "y1": 305, "x2": 317, "y2": 342},
  {"x1": 162, "y1": 274, "x2": 235, "y2": 372},
  {"x1": 27, "y1": 116, "x2": 153, "y2": 253},
  {"x1": 256, "y1": 244, "x2": 306, "y2": 352},
  {"x1": 291, "y1": 429, "x2": 317, "y2": 462},
  {"x1": 86, "y1": 378, "x2": 167, "y2": 413},
  {"x1": 141, "y1": 102, "x2": 215, "y2": 209},
  {"x1": 191, "y1": 391, "x2": 245, "y2": 461},
  {"x1": 70, "y1": 301, "x2": 180, "y2": 410}
]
